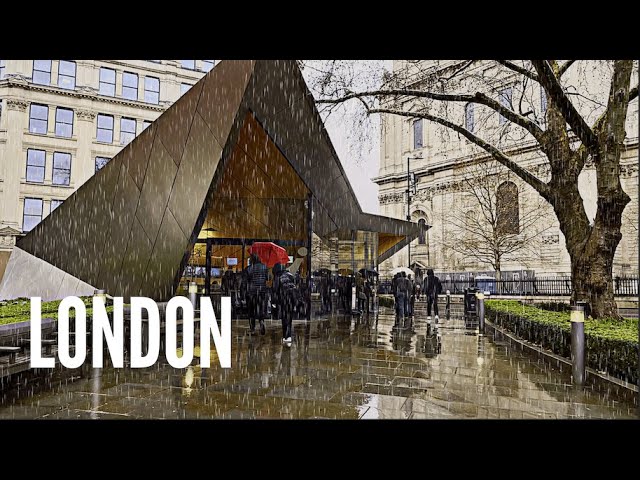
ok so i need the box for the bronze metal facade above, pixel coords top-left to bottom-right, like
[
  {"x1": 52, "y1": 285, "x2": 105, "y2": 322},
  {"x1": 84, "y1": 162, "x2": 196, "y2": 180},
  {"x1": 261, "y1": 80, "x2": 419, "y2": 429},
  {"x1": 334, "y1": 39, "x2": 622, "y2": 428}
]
[{"x1": 10, "y1": 60, "x2": 420, "y2": 301}]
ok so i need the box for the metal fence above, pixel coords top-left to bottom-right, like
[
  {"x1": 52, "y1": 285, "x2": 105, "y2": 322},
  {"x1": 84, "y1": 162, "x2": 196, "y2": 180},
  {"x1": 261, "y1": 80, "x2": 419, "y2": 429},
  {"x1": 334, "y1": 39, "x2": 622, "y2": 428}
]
[{"x1": 377, "y1": 275, "x2": 639, "y2": 297}]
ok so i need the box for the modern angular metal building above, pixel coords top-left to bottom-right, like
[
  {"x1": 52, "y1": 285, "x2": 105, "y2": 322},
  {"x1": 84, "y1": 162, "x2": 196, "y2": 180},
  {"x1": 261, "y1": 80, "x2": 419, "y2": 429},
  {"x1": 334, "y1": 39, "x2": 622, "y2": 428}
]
[{"x1": 0, "y1": 60, "x2": 422, "y2": 302}]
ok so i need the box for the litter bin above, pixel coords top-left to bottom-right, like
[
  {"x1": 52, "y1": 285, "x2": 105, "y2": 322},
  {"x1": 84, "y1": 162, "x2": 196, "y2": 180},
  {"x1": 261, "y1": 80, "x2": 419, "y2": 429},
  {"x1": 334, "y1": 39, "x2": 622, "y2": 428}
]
[
  {"x1": 475, "y1": 275, "x2": 496, "y2": 295},
  {"x1": 464, "y1": 286, "x2": 479, "y2": 319}
]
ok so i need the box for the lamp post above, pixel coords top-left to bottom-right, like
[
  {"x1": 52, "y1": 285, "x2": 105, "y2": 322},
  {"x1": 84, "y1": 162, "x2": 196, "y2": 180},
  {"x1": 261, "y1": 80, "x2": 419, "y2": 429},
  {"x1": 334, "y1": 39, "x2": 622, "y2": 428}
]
[{"x1": 406, "y1": 154, "x2": 423, "y2": 269}]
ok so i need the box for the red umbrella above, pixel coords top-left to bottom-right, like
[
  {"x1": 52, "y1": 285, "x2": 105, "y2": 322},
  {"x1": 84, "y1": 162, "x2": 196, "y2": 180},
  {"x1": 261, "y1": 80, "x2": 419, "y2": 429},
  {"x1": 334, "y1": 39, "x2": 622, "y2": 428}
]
[{"x1": 248, "y1": 242, "x2": 289, "y2": 268}]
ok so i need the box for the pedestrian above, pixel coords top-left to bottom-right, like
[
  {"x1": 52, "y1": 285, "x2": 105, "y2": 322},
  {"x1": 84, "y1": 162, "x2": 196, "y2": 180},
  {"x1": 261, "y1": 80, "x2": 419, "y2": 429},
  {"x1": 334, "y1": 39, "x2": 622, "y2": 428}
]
[
  {"x1": 396, "y1": 272, "x2": 410, "y2": 328},
  {"x1": 356, "y1": 273, "x2": 366, "y2": 313},
  {"x1": 247, "y1": 252, "x2": 268, "y2": 335},
  {"x1": 423, "y1": 268, "x2": 442, "y2": 323},
  {"x1": 273, "y1": 263, "x2": 296, "y2": 344},
  {"x1": 408, "y1": 274, "x2": 415, "y2": 318}
]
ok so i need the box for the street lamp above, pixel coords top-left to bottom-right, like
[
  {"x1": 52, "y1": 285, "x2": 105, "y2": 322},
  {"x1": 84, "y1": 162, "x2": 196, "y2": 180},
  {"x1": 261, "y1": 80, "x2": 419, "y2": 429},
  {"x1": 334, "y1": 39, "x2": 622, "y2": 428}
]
[{"x1": 406, "y1": 154, "x2": 423, "y2": 269}]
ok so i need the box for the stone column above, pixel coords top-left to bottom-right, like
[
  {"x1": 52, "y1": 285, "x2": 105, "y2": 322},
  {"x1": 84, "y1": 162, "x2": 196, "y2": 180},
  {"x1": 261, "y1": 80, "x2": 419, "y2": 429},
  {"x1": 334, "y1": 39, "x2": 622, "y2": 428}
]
[
  {"x1": 1, "y1": 100, "x2": 29, "y2": 230},
  {"x1": 76, "y1": 109, "x2": 97, "y2": 185}
]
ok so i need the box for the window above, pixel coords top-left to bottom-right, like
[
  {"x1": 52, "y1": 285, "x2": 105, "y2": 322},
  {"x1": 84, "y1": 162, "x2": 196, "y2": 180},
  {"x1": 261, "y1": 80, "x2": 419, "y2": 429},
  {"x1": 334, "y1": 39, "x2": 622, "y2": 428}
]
[
  {"x1": 52, "y1": 152, "x2": 71, "y2": 186},
  {"x1": 180, "y1": 83, "x2": 191, "y2": 96},
  {"x1": 58, "y1": 60, "x2": 76, "y2": 90},
  {"x1": 142, "y1": 120, "x2": 152, "y2": 131},
  {"x1": 99, "y1": 67, "x2": 116, "y2": 96},
  {"x1": 144, "y1": 76, "x2": 159, "y2": 104},
  {"x1": 181, "y1": 60, "x2": 195, "y2": 70},
  {"x1": 465, "y1": 103, "x2": 475, "y2": 133},
  {"x1": 122, "y1": 71, "x2": 138, "y2": 100},
  {"x1": 96, "y1": 114, "x2": 114, "y2": 143},
  {"x1": 418, "y1": 218, "x2": 427, "y2": 245},
  {"x1": 23, "y1": 198, "x2": 43, "y2": 232},
  {"x1": 95, "y1": 156, "x2": 110, "y2": 172},
  {"x1": 120, "y1": 117, "x2": 136, "y2": 145},
  {"x1": 496, "y1": 181, "x2": 519, "y2": 235},
  {"x1": 498, "y1": 87, "x2": 513, "y2": 125},
  {"x1": 202, "y1": 60, "x2": 215, "y2": 72},
  {"x1": 29, "y1": 104, "x2": 49, "y2": 134},
  {"x1": 33, "y1": 60, "x2": 52, "y2": 85},
  {"x1": 26, "y1": 149, "x2": 46, "y2": 183},
  {"x1": 55, "y1": 107, "x2": 73, "y2": 138},
  {"x1": 413, "y1": 119, "x2": 423, "y2": 150},
  {"x1": 51, "y1": 199, "x2": 63, "y2": 212},
  {"x1": 0, "y1": 60, "x2": 6, "y2": 79},
  {"x1": 540, "y1": 85, "x2": 548, "y2": 119}
]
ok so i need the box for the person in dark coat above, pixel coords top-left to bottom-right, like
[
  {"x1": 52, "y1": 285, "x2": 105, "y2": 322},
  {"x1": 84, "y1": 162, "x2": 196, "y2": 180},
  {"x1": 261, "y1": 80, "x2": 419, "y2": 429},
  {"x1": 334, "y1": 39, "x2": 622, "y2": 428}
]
[
  {"x1": 423, "y1": 268, "x2": 442, "y2": 322},
  {"x1": 247, "y1": 253, "x2": 268, "y2": 335},
  {"x1": 273, "y1": 263, "x2": 296, "y2": 344}
]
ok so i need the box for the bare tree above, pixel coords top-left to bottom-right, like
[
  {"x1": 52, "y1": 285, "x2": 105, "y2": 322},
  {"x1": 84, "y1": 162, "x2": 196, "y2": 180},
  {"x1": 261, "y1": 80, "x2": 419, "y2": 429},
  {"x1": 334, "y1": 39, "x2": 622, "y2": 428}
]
[
  {"x1": 442, "y1": 161, "x2": 552, "y2": 279},
  {"x1": 303, "y1": 60, "x2": 638, "y2": 319}
]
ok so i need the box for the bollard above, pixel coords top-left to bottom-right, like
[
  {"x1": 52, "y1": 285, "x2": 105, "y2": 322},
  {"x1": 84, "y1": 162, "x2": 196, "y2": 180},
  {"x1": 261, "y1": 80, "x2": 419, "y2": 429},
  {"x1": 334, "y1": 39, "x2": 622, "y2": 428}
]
[
  {"x1": 570, "y1": 304, "x2": 586, "y2": 386},
  {"x1": 445, "y1": 290, "x2": 450, "y2": 319},
  {"x1": 189, "y1": 282, "x2": 198, "y2": 311},
  {"x1": 476, "y1": 291, "x2": 485, "y2": 333}
]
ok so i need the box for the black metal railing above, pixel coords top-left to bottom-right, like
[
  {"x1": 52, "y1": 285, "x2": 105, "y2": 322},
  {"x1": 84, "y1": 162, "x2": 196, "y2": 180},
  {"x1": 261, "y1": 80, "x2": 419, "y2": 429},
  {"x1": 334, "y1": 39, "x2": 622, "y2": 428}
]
[{"x1": 377, "y1": 275, "x2": 638, "y2": 297}]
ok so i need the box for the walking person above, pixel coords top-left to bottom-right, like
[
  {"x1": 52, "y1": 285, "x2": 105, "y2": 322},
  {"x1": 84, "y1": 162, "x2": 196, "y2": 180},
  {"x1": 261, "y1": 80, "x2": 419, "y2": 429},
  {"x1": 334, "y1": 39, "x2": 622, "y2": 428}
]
[
  {"x1": 247, "y1": 253, "x2": 268, "y2": 335},
  {"x1": 273, "y1": 263, "x2": 296, "y2": 344},
  {"x1": 395, "y1": 272, "x2": 410, "y2": 328},
  {"x1": 423, "y1": 268, "x2": 442, "y2": 323}
]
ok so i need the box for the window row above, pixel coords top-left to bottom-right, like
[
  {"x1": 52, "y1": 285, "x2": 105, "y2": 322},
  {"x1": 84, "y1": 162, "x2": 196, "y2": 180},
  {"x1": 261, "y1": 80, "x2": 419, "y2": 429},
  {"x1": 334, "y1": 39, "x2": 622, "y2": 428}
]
[
  {"x1": 96, "y1": 114, "x2": 152, "y2": 144},
  {"x1": 32, "y1": 60, "x2": 76, "y2": 90},
  {"x1": 29, "y1": 104, "x2": 73, "y2": 137},
  {"x1": 22, "y1": 197, "x2": 64, "y2": 232},
  {"x1": 25, "y1": 149, "x2": 71, "y2": 185},
  {"x1": 100, "y1": 68, "x2": 160, "y2": 104},
  {"x1": 27, "y1": 103, "x2": 152, "y2": 144}
]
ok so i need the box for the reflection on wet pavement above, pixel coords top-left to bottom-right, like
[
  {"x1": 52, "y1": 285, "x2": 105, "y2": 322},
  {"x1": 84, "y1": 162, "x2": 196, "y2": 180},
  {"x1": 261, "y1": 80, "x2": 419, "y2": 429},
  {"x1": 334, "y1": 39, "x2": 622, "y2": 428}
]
[{"x1": 0, "y1": 305, "x2": 637, "y2": 419}]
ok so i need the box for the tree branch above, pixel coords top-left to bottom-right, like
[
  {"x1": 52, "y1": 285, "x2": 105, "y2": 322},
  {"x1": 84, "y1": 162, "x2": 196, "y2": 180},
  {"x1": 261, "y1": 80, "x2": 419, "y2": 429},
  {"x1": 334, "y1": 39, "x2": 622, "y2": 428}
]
[
  {"x1": 316, "y1": 88, "x2": 545, "y2": 142},
  {"x1": 368, "y1": 106, "x2": 551, "y2": 200},
  {"x1": 531, "y1": 60, "x2": 599, "y2": 152},
  {"x1": 496, "y1": 60, "x2": 539, "y2": 83},
  {"x1": 558, "y1": 60, "x2": 576, "y2": 77}
]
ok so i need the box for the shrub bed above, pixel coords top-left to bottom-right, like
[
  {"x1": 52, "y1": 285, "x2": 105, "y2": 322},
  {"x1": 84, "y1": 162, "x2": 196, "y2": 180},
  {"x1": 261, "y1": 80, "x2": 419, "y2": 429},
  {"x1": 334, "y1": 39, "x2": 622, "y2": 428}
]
[
  {"x1": 485, "y1": 300, "x2": 639, "y2": 384},
  {"x1": 0, "y1": 297, "x2": 110, "y2": 326}
]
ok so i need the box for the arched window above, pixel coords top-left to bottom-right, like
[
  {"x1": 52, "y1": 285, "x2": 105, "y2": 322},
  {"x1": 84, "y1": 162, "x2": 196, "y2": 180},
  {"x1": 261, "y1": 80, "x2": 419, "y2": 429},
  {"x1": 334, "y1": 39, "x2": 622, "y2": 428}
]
[
  {"x1": 496, "y1": 181, "x2": 519, "y2": 234},
  {"x1": 418, "y1": 218, "x2": 427, "y2": 244}
]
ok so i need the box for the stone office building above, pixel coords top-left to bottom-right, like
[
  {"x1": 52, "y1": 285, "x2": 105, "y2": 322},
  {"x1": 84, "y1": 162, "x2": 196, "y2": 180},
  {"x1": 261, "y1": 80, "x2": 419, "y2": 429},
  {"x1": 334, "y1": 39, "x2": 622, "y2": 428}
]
[
  {"x1": 0, "y1": 59, "x2": 216, "y2": 278},
  {"x1": 374, "y1": 60, "x2": 638, "y2": 277}
]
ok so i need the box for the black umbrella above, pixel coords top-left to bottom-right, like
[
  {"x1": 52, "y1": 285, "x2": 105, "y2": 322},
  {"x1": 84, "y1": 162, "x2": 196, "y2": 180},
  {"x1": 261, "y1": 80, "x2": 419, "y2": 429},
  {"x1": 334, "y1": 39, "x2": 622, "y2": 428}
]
[
  {"x1": 359, "y1": 268, "x2": 379, "y2": 277},
  {"x1": 313, "y1": 268, "x2": 332, "y2": 276}
]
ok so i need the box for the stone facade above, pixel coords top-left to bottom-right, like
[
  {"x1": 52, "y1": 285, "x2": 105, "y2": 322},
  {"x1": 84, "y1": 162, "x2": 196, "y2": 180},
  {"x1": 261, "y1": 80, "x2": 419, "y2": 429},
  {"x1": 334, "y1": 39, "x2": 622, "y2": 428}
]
[
  {"x1": 375, "y1": 60, "x2": 639, "y2": 277},
  {"x1": 0, "y1": 60, "x2": 214, "y2": 254}
]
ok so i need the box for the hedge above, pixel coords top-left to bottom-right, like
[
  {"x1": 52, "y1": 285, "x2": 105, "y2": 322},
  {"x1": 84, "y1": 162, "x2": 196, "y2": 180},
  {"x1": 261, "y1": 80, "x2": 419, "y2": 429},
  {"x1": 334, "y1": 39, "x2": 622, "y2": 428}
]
[
  {"x1": 0, "y1": 297, "x2": 112, "y2": 326},
  {"x1": 485, "y1": 300, "x2": 639, "y2": 384}
]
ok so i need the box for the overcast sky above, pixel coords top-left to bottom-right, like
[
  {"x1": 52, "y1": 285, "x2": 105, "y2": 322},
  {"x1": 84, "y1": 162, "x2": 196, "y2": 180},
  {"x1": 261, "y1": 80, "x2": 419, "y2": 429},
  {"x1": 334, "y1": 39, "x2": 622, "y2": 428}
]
[{"x1": 301, "y1": 61, "x2": 393, "y2": 215}]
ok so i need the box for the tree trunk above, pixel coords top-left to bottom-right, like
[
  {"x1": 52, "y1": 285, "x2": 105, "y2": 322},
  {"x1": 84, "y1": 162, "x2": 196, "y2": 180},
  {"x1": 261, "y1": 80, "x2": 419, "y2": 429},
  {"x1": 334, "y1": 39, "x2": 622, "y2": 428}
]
[{"x1": 570, "y1": 236, "x2": 620, "y2": 319}]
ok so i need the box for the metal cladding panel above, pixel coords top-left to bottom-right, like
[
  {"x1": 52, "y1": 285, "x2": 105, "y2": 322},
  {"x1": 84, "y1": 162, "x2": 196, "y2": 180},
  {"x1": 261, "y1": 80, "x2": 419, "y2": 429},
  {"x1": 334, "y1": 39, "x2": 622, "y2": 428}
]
[
  {"x1": 95, "y1": 165, "x2": 141, "y2": 293},
  {"x1": 135, "y1": 139, "x2": 178, "y2": 244},
  {"x1": 118, "y1": 216, "x2": 153, "y2": 299},
  {"x1": 155, "y1": 81, "x2": 204, "y2": 167},
  {"x1": 197, "y1": 60, "x2": 256, "y2": 146},
  {"x1": 121, "y1": 122, "x2": 158, "y2": 190},
  {"x1": 140, "y1": 210, "x2": 188, "y2": 301},
  {"x1": 15, "y1": 60, "x2": 418, "y2": 300},
  {"x1": 18, "y1": 154, "x2": 122, "y2": 284},
  {"x1": 168, "y1": 112, "x2": 224, "y2": 239}
]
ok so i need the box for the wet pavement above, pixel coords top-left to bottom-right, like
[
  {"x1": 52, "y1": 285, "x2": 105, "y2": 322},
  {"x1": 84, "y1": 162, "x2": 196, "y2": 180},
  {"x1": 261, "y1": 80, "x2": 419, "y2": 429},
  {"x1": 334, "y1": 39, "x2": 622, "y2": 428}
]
[{"x1": 0, "y1": 302, "x2": 637, "y2": 419}]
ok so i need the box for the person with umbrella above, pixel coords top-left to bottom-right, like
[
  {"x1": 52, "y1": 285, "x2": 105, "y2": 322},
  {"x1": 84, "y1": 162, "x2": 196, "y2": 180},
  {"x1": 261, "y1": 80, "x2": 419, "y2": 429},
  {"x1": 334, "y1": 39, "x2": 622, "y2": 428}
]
[{"x1": 247, "y1": 252, "x2": 268, "y2": 335}]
